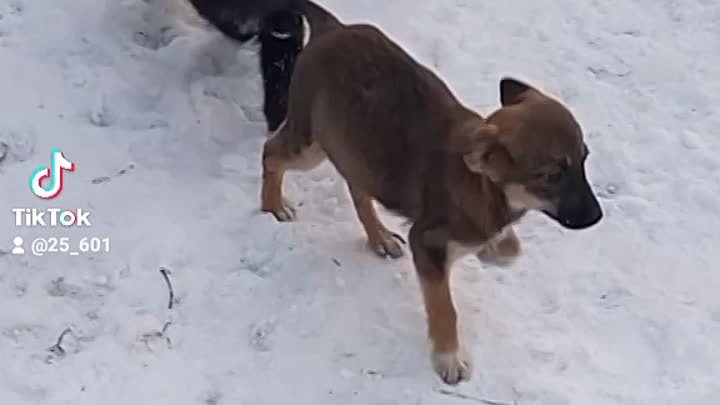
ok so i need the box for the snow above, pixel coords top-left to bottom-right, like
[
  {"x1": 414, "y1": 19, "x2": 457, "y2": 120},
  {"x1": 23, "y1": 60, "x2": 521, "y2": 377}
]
[{"x1": 0, "y1": 0, "x2": 718, "y2": 404}]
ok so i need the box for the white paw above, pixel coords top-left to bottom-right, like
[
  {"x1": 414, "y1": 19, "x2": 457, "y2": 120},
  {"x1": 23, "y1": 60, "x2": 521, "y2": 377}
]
[
  {"x1": 263, "y1": 198, "x2": 296, "y2": 222},
  {"x1": 432, "y1": 349, "x2": 472, "y2": 385},
  {"x1": 370, "y1": 233, "x2": 405, "y2": 259},
  {"x1": 273, "y1": 204, "x2": 296, "y2": 222}
]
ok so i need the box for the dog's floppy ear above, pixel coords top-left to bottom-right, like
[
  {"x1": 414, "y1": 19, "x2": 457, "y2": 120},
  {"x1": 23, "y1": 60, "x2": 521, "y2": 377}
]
[
  {"x1": 449, "y1": 121, "x2": 512, "y2": 180},
  {"x1": 463, "y1": 141, "x2": 513, "y2": 180},
  {"x1": 448, "y1": 120, "x2": 499, "y2": 154},
  {"x1": 500, "y1": 77, "x2": 538, "y2": 106}
]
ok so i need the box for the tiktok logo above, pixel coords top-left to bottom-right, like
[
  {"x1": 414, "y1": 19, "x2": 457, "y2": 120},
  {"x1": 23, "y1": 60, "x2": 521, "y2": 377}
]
[{"x1": 29, "y1": 148, "x2": 76, "y2": 199}]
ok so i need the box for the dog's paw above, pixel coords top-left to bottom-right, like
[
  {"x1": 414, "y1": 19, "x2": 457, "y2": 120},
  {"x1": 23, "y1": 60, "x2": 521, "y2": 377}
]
[
  {"x1": 477, "y1": 227, "x2": 521, "y2": 267},
  {"x1": 262, "y1": 199, "x2": 296, "y2": 222},
  {"x1": 369, "y1": 231, "x2": 405, "y2": 259},
  {"x1": 432, "y1": 349, "x2": 472, "y2": 385},
  {"x1": 476, "y1": 249, "x2": 518, "y2": 268}
]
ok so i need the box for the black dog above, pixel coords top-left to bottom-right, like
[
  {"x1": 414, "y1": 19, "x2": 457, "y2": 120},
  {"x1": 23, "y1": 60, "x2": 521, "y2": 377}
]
[{"x1": 187, "y1": 0, "x2": 305, "y2": 132}]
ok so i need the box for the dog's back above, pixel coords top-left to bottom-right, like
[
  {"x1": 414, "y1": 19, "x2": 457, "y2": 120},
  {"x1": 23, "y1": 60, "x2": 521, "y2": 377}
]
[{"x1": 287, "y1": 21, "x2": 471, "y2": 216}]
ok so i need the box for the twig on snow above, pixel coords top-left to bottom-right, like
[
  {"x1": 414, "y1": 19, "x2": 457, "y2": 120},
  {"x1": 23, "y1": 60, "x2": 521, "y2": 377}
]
[
  {"x1": 436, "y1": 389, "x2": 515, "y2": 405},
  {"x1": 48, "y1": 328, "x2": 72, "y2": 357},
  {"x1": 159, "y1": 267, "x2": 175, "y2": 309},
  {"x1": 92, "y1": 164, "x2": 135, "y2": 185},
  {"x1": 139, "y1": 321, "x2": 173, "y2": 351},
  {"x1": 116, "y1": 163, "x2": 135, "y2": 176}
]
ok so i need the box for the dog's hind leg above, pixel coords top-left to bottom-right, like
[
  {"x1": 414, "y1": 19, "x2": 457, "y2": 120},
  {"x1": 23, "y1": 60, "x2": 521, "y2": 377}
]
[
  {"x1": 261, "y1": 124, "x2": 325, "y2": 221},
  {"x1": 347, "y1": 185, "x2": 405, "y2": 259}
]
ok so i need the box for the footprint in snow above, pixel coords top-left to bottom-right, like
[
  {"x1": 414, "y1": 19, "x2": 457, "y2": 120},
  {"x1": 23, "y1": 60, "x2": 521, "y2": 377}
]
[
  {"x1": 0, "y1": 126, "x2": 37, "y2": 166},
  {"x1": 249, "y1": 320, "x2": 276, "y2": 352},
  {"x1": 9, "y1": 2, "x2": 23, "y2": 15},
  {"x1": 133, "y1": 26, "x2": 179, "y2": 50},
  {"x1": 0, "y1": 2, "x2": 23, "y2": 38},
  {"x1": 2, "y1": 324, "x2": 44, "y2": 344},
  {"x1": 44, "y1": 277, "x2": 113, "y2": 300},
  {"x1": 204, "y1": 391, "x2": 223, "y2": 405}
]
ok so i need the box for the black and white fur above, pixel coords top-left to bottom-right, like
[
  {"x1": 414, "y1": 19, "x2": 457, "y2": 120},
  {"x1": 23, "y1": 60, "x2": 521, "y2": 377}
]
[{"x1": 187, "y1": 0, "x2": 306, "y2": 132}]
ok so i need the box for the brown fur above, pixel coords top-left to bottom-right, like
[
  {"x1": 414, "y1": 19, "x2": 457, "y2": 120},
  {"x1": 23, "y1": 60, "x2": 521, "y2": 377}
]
[{"x1": 260, "y1": 2, "x2": 602, "y2": 385}]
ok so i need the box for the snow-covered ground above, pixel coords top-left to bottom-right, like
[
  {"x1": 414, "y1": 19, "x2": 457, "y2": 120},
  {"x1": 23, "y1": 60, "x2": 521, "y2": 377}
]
[{"x1": 1, "y1": 0, "x2": 718, "y2": 403}]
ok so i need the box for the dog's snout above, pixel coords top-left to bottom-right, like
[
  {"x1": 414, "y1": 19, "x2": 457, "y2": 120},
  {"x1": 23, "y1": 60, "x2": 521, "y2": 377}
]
[
  {"x1": 558, "y1": 193, "x2": 602, "y2": 229},
  {"x1": 553, "y1": 168, "x2": 603, "y2": 230}
]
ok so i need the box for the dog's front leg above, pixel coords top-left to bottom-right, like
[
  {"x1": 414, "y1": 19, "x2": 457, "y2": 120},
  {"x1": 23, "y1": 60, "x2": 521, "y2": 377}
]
[
  {"x1": 409, "y1": 224, "x2": 471, "y2": 385},
  {"x1": 259, "y1": 11, "x2": 304, "y2": 132},
  {"x1": 347, "y1": 185, "x2": 405, "y2": 259}
]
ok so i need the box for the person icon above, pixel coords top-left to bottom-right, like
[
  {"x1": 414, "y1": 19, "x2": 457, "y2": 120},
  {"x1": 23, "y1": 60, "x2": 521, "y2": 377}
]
[{"x1": 12, "y1": 237, "x2": 24, "y2": 255}]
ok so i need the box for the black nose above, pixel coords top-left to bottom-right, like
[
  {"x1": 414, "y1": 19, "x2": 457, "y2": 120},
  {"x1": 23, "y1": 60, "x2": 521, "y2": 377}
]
[
  {"x1": 559, "y1": 199, "x2": 602, "y2": 229},
  {"x1": 554, "y1": 169, "x2": 603, "y2": 230}
]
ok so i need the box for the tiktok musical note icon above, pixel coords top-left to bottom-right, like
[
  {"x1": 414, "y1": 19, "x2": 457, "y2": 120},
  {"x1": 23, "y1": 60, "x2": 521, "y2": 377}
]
[{"x1": 29, "y1": 148, "x2": 75, "y2": 200}]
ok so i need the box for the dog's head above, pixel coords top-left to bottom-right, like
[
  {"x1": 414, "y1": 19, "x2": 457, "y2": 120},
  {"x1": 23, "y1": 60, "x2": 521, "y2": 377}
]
[{"x1": 455, "y1": 78, "x2": 603, "y2": 230}]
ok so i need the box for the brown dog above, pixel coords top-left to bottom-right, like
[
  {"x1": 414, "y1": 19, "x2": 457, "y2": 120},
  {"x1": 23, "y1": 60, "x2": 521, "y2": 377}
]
[{"x1": 260, "y1": 2, "x2": 603, "y2": 385}]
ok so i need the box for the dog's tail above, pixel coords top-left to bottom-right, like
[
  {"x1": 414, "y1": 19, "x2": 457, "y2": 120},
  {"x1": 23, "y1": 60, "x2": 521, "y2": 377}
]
[{"x1": 301, "y1": 1, "x2": 342, "y2": 40}]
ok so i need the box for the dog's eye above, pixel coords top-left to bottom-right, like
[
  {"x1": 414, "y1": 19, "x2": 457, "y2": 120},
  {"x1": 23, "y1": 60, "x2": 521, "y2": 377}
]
[
  {"x1": 545, "y1": 160, "x2": 569, "y2": 184},
  {"x1": 546, "y1": 170, "x2": 564, "y2": 184},
  {"x1": 533, "y1": 170, "x2": 562, "y2": 184}
]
